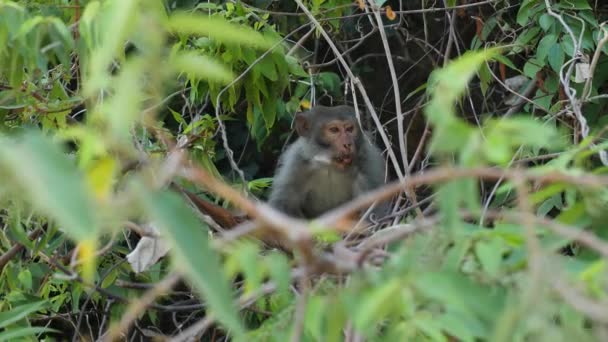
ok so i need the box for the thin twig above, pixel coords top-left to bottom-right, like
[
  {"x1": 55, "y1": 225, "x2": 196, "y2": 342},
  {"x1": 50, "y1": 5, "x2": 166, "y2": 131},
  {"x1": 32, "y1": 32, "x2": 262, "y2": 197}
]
[
  {"x1": 309, "y1": 28, "x2": 378, "y2": 68},
  {"x1": 0, "y1": 228, "x2": 43, "y2": 272},
  {"x1": 101, "y1": 272, "x2": 182, "y2": 342},
  {"x1": 290, "y1": 271, "x2": 309, "y2": 342},
  {"x1": 367, "y1": 1, "x2": 409, "y2": 173},
  {"x1": 582, "y1": 22, "x2": 608, "y2": 100},
  {"x1": 316, "y1": 166, "x2": 608, "y2": 228},
  {"x1": 442, "y1": 3, "x2": 457, "y2": 66},
  {"x1": 169, "y1": 282, "x2": 277, "y2": 342},
  {"x1": 553, "y1": 279, "x2": 608, "y2": 323}
]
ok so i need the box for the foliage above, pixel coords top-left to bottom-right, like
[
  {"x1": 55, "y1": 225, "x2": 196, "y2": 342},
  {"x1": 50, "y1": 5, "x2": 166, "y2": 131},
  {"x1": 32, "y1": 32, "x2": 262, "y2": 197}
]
[{"x1": 1, "y1": 0, "x2": 608, "y2": 341}]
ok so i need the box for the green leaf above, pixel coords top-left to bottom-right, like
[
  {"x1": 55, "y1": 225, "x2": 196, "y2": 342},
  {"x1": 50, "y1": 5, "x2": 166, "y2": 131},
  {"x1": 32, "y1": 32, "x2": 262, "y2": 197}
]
[
  {"x1": 47, "y1": 18, "x2": 75, "y2": 67},
  {"x1": 304, "y1": 296, "x2": 326, "y2": 341},
  {"x1": 513, "y1": 27, "x2": 541, "y2": 53},
  {"x1": 556, "y1": 0, "x2": 591, "y2": 10},
  {"x1": 257, "y1": 54, "x2": 278, "y2": 81},
  {"x1": 412, "y1": 316, "x2": 448, "y2": 342},
  {"x1": 533, "y1": 88, "x2": 553, "y2": 111},
  {"x1": 236, "y1": 242, "x2": 263, "y2": 295},
  {"x1": 415, "y1": 271, "x2": 506, "y2": 320},
  {"x1": 426, "y1": 48, "x2": 501, "y2": 124},
  {"x1": 480, "y1": 17, "x2": 498, "y2": 41},
  {"x1": 316, "y1": 72, "x2": 341, "y2": 96},
  {"x1": 78, "y1": 0, "x2": 100, "y2": 48},
  {"x1": 325, "y1": 297, "x2": 347, "y2": 342},
  {"x1": 169, "y1": 107, "x2": 187, "y2": 126},
  {"x1": 548, "y1": 44, "x2": 565, "y2": 72},
  {"x1": 561, "y1": 38, "x2": 575, "y2": 57},
  {"x1": 247, "y1": 177, "x2": 273, "y2": 193},
  {"x1": 136, "y1": 186, "x2": 244, "y2": 337},
  {"x1": 195, "y1": 2, "x2": 220, "y2": 10},
  {"x1": 0, "y1": 327, "x2": 58, "y2": 341},
  {"x1": 475, "y1": 238, "x2": 505, "y2": 278},
  {"x1": 404, "y1": 83, "x2": 427, "y2": 102},
  {"x1": 266, "y1": 252, "x2": 290, "y2": 294},
  {"x1": 537, "y1": 194, "x2": 564, "y2": 216},
  {"x1": 536, "y1": 34, "x2": 557, "y2": 61},
  {"x1": 428, "y1": 119, "x2": 474, "y2": 154},
  {"x1": 0, "y1": 300, "x2": 48, "y2": 329},
  {"x1": 171, "y1": 51, "x2": 234, "y2": 84},
  {"x1": 462, "y1": 178, "x2": 481, "y2": 214},
  {"x1": 580, "y1": 10, "x2": 598, "y2": 28},
  {"x1": 167, "y1": 12, "x2": 273, "y2": 49},
  {"x1": 484, "y1": 132, "x2": 512, "y2": 165},
  {"x1": 436, "y1": 309, "x2": 488, "y2": 341},
  {"x1": 83, "y1": 0, "x2": 139, "y2": 96},
  {"x1": 17, "y1": 269, "x2": 32, "y2": 290},
  {"x1": 485, "y1": 116, "x2": 562, "y2": 150},
  {"x1": 437, "y1": 180, "x2": 464, "y2": 232},
  {"x1": 352, "y1": 280, "x2": 401, "y2": 331},
  {"x1": 478, "y1": 62, "x2": 492, "y2": 96},
  {"x1": 71, "y1": 284, "x2": 84, "y2": 313},
  {"x1": 285, "y1": 55, "x2": 308, "y2": 77},
  {"x1": 543, "y1": 73, "x2": 560, "y2": 93},
  {"x1": 529, "y1": 183, "x2": 568, "y2": 206},
  {"x1": 523, "y1": 58, "x2": 543, "y2": 79},
  {"x1": 14, "y1": 16, "x2": 44, "y2": 39},
  {"x1": 493, "y1": 55, "x2": 520, "y2": 72},
  {"x1": 102, "y1": 59, "x2": 144, "y2": 142},
  {"x1": 262, "y1": 97, "x2": 277, "y2": 131},
  {"x1": 539, "y1": 13, "x2": 555, "y2": 31},
  {"x1": 516, "y1": 0, "x2": 537, "y2": 25},
  {"x1": 0, "y1": 132, "x2": 96, "y2": 242}
]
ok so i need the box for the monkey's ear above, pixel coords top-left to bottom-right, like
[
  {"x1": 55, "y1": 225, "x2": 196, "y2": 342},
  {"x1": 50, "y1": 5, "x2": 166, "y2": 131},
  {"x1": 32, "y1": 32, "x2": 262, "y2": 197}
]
[{"x1": 295, "y1": 111, "x2": 310, "y2": 137}]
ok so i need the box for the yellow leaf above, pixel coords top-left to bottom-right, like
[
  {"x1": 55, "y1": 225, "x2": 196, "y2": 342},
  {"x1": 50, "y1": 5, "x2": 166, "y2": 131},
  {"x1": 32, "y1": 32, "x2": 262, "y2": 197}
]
[
  {"x1": 77, "y1": 239, "x2": 97, "y2": 285},
  {"x1": 385, "y1": 6, "x2": 396, "y2": 21},
  {"x1": 85, "y1": 156, "x2": 117, "y2": 202},
  {"x1": 356, "y1": 0, "x2": 365, "y2": 10},
  {"x1": 300, "y1": 99, "x2": 311, "y2": 110}
]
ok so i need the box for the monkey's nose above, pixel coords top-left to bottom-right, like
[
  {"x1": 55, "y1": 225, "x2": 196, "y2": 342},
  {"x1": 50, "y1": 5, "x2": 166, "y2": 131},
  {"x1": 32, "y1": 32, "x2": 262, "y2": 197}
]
[{"x1": 343, "y1": 143, "x2": 352, "y2": 151}]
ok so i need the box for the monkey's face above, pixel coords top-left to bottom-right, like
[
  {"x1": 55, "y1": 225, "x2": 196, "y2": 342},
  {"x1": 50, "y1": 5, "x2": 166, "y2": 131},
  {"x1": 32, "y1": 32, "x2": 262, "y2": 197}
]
[
  {"x1": 294, "y1": 106, "x2": 362, "y2": 170},
  {"x1": 319, "y1": 119, "x2": 358, "y2": 170}
]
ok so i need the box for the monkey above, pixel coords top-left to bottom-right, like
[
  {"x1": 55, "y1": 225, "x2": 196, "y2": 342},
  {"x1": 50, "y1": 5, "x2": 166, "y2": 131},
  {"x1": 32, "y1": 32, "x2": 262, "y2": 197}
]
[{"x1": 268, "y1": 105, "x2": 387, "y2": 224}]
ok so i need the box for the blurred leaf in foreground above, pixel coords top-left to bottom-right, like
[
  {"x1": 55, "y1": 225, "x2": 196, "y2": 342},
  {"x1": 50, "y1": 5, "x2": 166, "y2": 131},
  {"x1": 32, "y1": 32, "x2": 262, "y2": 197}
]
[
  {"x1": 136, "y1": 184, "x2": 245, "y2": 337},
  {"x1": 171, "y1": 51, "x2": 235, "y2": 84},
  {"x1": 424, "y1": 48, "x2": 500, "y2": 156},
  {"x1": 0, "y1": 131, "x2": 97, "y2": 242},
  {"x1": 167, "y1": 12, "x2": 275, "y2": 49},
  {"x1": 0, "y1": 131, "x2": 99, "y2": 282}
]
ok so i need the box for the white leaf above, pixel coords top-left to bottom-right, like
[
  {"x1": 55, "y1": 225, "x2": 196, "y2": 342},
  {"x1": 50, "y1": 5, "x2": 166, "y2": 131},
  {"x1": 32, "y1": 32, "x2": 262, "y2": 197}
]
[
  {"x1": 575, "y1": 62, "x2": 590, "y2": 83},
  {"x1": 126, "y1": 223, "x2": 170, "y2": 273}
]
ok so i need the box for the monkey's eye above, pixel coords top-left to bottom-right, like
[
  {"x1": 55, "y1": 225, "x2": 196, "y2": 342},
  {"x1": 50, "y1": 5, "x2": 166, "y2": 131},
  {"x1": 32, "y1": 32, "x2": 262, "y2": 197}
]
[
  {"x1": 346, "y1": 126, "x2": 354, "y2": 133},
  {"x1": 328, "y1": 127, "x2": 340, "y2": 133}
]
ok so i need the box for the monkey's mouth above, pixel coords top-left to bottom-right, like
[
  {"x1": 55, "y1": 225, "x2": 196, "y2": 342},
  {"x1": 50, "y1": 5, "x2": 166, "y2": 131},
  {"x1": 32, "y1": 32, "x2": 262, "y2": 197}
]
[{"x1": 333, "y1": 155, "x2": 353, "y2": 168}]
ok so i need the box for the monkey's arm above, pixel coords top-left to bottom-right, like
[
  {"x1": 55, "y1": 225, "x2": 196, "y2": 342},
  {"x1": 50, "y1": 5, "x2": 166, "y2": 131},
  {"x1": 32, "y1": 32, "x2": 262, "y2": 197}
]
[{"x1": 268, "y1": 144, "x2": 308, "y2": 218}]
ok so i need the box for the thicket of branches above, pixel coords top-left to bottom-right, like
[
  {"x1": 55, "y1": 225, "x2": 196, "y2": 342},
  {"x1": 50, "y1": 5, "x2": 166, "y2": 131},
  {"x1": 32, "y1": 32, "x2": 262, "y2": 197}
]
[{"x1": 1, "y1": 0, "x2": 608, "y2": 341}]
